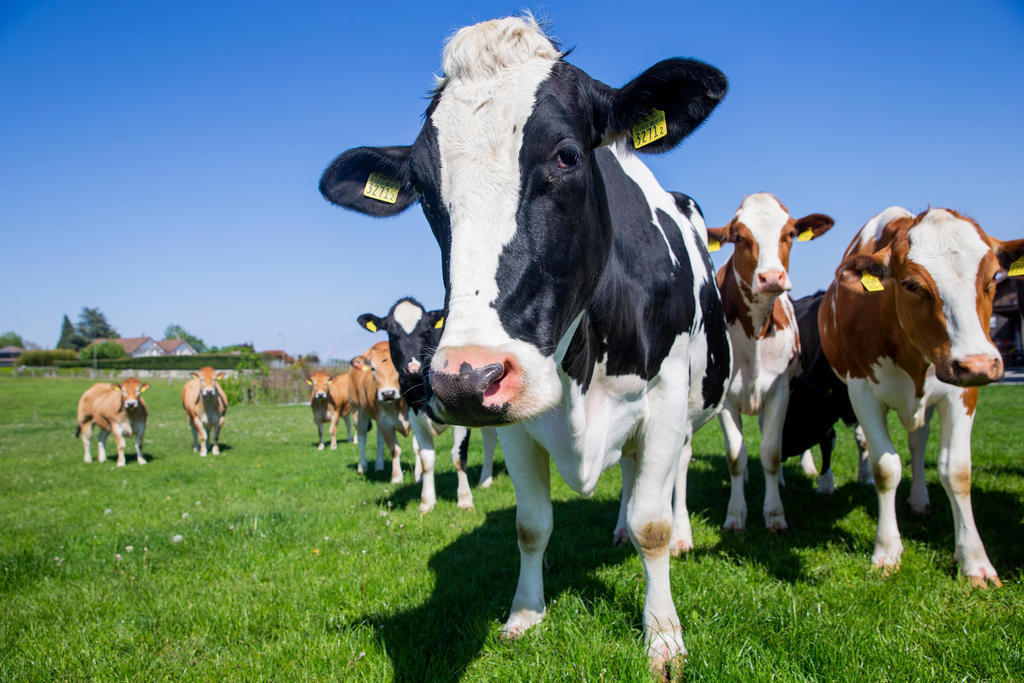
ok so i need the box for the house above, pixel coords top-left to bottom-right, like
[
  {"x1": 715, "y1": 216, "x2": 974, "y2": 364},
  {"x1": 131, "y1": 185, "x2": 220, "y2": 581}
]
[
  {"x1": 261, "y1": 349, "x2": 294, "y2": 369},
  {"x1": 0, "y1": 345, "x2": 24, "y2": 367},
  {"x1": 99, "y1": 337, "x2": 164, "y2": 358},
  {"x1": 157, "y1": 338, "x2": 198, "y2": 356}
]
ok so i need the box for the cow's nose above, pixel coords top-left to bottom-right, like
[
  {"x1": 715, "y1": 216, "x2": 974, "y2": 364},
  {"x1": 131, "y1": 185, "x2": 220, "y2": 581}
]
[
  {"x1": 379, "y1": 388, "x2": 399, "y2": 402},
  {"x1": 952, "y1": 354, "x2": 1003, "y2": 386},
  {"x1": 756, "y1": 270, "x2": 789, "y2": 294},
  {"x1": 407, "y1": 358, "x2": 422, "y2": 375},
  {"x1": 429, "y1": 346, "x2": 522, "y2": 426},
  {"x1": 125, "y1": 400, "x2": 138, "y2": 408}
]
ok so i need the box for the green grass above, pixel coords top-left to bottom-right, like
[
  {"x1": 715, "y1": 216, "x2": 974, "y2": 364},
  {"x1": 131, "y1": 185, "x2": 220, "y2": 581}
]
[{"x1": 1, "y1": 376, "x2": 1022, "y2": 680}]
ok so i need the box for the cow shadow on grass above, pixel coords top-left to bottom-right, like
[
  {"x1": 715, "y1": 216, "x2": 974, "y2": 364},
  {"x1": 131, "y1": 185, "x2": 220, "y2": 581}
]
[
  {"x1": 340, "y1": 497, "x2": 634, "y2": 681},
  {"x1": 685, "y1": 450, "x2": 1024, "y2": 583},
  {"x1": 383, "y1": 464, "x2": 507, "y2": 511}
]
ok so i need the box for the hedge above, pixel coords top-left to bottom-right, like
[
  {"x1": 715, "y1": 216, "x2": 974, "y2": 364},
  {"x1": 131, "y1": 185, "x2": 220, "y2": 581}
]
[
  {"x1": 54, "y1": 354, "x2": 244, "y2": 370},
  {"x1": 15, "y1": 349, "x2": 79, "y2": 366}
]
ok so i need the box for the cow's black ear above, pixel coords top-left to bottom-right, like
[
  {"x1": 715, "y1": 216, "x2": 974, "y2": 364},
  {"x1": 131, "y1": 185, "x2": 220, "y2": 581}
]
[
  {"x1": 604, "y1": 58, "x2": 727, "y2": 154},
  {"x1": 319, "y1": 146, "x2": 417, "y2": 217},
  {"x1": 425, "y1": 309, "x2": 445, "y2": 330},
  {"x1": 357, "y1": 313, "x2": 385, "y2": 333}
]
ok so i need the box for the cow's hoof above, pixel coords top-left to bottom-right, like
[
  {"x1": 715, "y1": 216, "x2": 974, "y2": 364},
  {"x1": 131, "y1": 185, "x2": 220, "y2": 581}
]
[
  {"x1": 200, "y1": 451, "x2": 207, "y2": 457},
  {"x1": 722, "y1": 515, "x2": 745, "y2": 532},
  {"x1": 816, "y1": 474, "x2": 835, "y2": 495},
  {"x1": 418, "y1": 500, "x2": 435, "y2": 514},
  {"x1": 479, "y1": 476, "x2": 494, "y2": 489},
  {"x1": 390, "y1": 474, "x2": 403, "y2": 484},
  {"x1": 457, "y1": 496, "x2": 474, "y2": 511},
  {"x1": 966, "y1": 572, "x2": 1002, "y2": 589},
  {"x1": 330, "y1": 444, "x2": 337, "y2": 451},
  {"x1": 356, "y1": 464, "x2": 364, "y2": 474},
  {"x1": 647, "y1": 631, "x2": 686, "y2": 681},
  {"x1": 500, "y1": 610, "x2": 545, "y2": 640},
  {"x1": 137, "y1": 459, "x2": 146, "y2": 466},
  {"x1": 908, "y1": 500, "x2": 931, "y2": 516},
  {"x1": 611, "y1": 527, "x2": 629, "y2": 546},
  {"x1": 117, "y1": 461, "x2": 126, "y2": 468},
  {"x1": 764, "y1": 512, "x2": 788, "y2": 532},
  {"x1": 669, "y1": 538, "x2": 693, "y2": 556},
  {"x1": 192, "y1": 447, "x2": 199, "y2": 453},
  {"x1": 374, "y1": 464, "x2": 384, "y2": 472},
  {"x1": 212, "y1": 446, "x2": 220, "y2": 455},
  {"x1": 871, "y1": 548, "x2": 902, "y2": 575},
  {"x1": 317, "y1": 444, "x2": 325, "y2": 451}
]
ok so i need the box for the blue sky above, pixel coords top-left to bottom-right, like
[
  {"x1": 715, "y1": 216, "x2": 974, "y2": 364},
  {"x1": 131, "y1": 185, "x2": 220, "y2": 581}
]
[{"x1": 2, "y1": 1, "x2": 1022, "y2": 360}]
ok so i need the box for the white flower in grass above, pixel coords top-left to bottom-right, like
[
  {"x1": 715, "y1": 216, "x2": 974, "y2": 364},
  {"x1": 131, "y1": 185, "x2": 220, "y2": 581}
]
[
  {"x1": 172, "y1": 534, "x2": 183, "y2": 543},
  {"x1": 182, "y1": 512, "x2": 189, "y2": 519},
  {"x1": 125, "y1": 545, "x2": 133, "y2": 553},
  {"x1": 115, "y1": 553, "x2": 123, "y2": 562},
  {"x1": 104, "y1": 508, "x2": 112, "y2": 516}
]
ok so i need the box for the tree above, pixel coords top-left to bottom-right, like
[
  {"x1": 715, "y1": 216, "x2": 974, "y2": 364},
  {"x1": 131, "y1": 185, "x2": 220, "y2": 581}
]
[
  {"x1": 164, "y1": 324, "x2": 208, "y2": 353},
  {"x1": 57, "y1": 314, "x2": 89, "y2": 350},
  {"x1": 78, "y1": 340, "x2": 126, "y2": 361},
  {"x1": 76, "y1": 307, "x2": 118, "y2": 340},
  {"x1": 0, "y1": 331, "x2": 24, "y2": 348}
]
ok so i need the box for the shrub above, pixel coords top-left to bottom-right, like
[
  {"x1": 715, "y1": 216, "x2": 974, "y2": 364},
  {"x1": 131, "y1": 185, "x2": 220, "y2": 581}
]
[
  {"x1": 78, "y1": 341, "x2": 127, "y2": 361},
  {"x1": 15, "y1": 349, "x2": 79, "y2": 366},
  {"x1": 55, "y1": 354, "x2": 243, "y2": 370}
]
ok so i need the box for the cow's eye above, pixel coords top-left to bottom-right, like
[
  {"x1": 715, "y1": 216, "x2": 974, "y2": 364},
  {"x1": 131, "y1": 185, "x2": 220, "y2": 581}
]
[
  {"x1": 555, "y1": 146, "x2": 581, "y2": 170},
  {"x1": 902, "y1": 279, "x2": 924, "y2": 295}
]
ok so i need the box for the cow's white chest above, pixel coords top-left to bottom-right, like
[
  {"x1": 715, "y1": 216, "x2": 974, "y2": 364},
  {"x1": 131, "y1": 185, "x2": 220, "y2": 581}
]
[
  {"x1": 861, "y1": 358, "x2": 957, "y2": 431},
  {"x1": 726, "y1": 317, "x2": 798, "y2": 415},
  {"x1": 199, "y1": 396, "x2": 221, "y2": 425}
]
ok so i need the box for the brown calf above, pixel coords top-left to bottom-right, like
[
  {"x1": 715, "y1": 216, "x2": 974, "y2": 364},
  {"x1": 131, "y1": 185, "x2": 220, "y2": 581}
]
[
  {"x1": 76, "y1": 377, "x2": 149, "y2": 467},
  {"x1": 348, "y1": 341, "x2": 410, "y2": 482},
  {"x1": 307, "y1": 370, "x2": 353, "y2": 450},
  {"x1": 181, "y1": 366, "x2": 227, "y2": 456}
]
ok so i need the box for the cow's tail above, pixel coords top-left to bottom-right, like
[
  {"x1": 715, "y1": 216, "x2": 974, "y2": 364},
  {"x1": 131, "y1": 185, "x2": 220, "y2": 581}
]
[{"x1": 74, "y1": 424, "x2": 81, "y2": 438}]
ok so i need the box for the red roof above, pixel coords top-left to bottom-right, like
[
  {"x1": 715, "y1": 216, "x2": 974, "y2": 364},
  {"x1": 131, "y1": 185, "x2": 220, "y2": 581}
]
[{"x1": 157, "y1": 339, "x2": 189, "y2": 353}]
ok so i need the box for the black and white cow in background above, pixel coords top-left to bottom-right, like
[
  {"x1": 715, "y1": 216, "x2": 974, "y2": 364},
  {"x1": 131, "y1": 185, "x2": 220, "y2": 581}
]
[
  {"x1": 358, "y1": 297, "x2": 498, "y2": 513},
  {"x1": 780, "y1": 291, "x2": 872, "y2": 492},
  {"x1": 319, "y1": 15, "x2": 731, "y2": 667}
]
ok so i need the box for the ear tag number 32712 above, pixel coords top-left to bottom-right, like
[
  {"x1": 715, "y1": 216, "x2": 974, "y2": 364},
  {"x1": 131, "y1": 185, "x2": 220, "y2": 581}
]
[
  {"x1": 363, "y1": 173, "x2": 400, "y2": 204},
  {"x1": 632, "y1": 109, "x2": 667, "y2": 149},
  {"x1": 861, "y1": 273, "x2": 884, "y2": 292}
]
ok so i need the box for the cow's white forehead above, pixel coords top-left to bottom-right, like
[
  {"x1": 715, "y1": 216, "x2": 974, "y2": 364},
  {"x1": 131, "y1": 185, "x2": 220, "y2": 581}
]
[
  {"x1": 431, "y1": 17, "x2": 558, "y2": 343},
  {"x1": 393, "y1": 300, "x2": 424, "y2": 334},
  {"x1": 908, "y1": 209, "x2": 994, "y2": 358},
  {"x1": 735, "y1": 192, "x2": 789, "y2": 273}
]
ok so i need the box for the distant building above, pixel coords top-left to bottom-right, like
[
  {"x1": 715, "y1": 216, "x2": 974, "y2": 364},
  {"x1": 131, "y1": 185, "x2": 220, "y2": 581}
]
[
  {"x1": 0, "y1": 345, "x2": 24, "y2": 367},
  {"x1": 157, "y1": 339, "x2": 198, "y2": 356},
  {"x1": 97, "y1": 337, "x2": 164, "y2": 358},
  {"x1": 991, "y1": 276, "x2": 1023, "y2": 367},
  {"x1": 261, "y1": 349, "x2": 295, "y2": 369}
]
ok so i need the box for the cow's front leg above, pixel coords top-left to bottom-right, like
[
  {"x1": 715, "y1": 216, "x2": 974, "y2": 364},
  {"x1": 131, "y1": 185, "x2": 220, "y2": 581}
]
[
  {"x1": 355, "y1": 413, "x2": 370, "y2": 474},
  {"x1": 906, "y1": 407, "x2": 934, "y2": 514},
  {"x1": 191, "y1": 416, "x2": 208, "y2": 456},
  {"x1": 612, "y1": 453, "x2": 636, "y2": 546},
  {"x1": 133, "y1": 422, "x2": 146, "y2": 465},
  {"x1": 816, "y1": 431, "x2": 835, "y2": 494},
  {"x1": 114, "y1": 427, "x2": 128, "y2": 468},
  {"x1": 719, "y1": 402, "x2": 748, "y2": 530},
  {"x1": 343, "y1": 414, "x2": 354, "y2": 443},
  {"x1": 374, "y1": 430, "x2": 386, "y2": 472},
  {"x1": 759, "y1": 380, "x2": 789, "y2": 531},
  {"x1": 670, "y1": 437, "x2": 694, "y2": 555},
  {"x1": 629, "y1": 429, "x2": 686, "y2": 667},
  {"x1": 855, "y1": 424, "x2": 874, "y2": 485},
  {"x1": 384, "y1": 429, "x2": 403, "y2": 484},
  {"x1": 210, "y1": 415, "x2": 224, "y2": 455},
  {"x1": 938, "y1": 391, "x2": 1000, "y2": 587},
  {"x1": 499, "y1": 425, "x2": 551, "y2": 639},
  {"x1": 316, "y1": 417, "x2": 325, "y2": 451},
  {"x1": 328, "y1": 410, "x2": 339, "y2": 450},
  {"x1": 413, "y1": 422, "x2": 437, "y2": 513},
  {"x1": 451, "y1": 426, "x2": 473, "y2": 509},
  {"x1": 848, "y1": 381, "x2": 903, "y2": 571},
  {"x1": 479, "y1": 427, "x2": 497, "y2": 488},
  {"x1": 413, "y1": 434, "x2": 423, "y2": 482}
]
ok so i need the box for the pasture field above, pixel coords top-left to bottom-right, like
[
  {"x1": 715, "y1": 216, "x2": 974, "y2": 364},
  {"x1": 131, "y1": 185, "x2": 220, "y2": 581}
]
[{"x1": 1, "y1": 376, "x2": 1022, "y2": 681}]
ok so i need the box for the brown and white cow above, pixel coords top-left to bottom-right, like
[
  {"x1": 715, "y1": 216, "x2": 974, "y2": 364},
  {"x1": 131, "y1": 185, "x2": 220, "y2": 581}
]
[
  {"x1": 820, "y1": 206, "x2": 1023, "y2": 586},
  {"x1": 181, "y1": 366, "x2": 227, "y2": 456},
  {"x1": 705, "y1": 192, "x2": 833, "y2": 530},
  {"x1": 76, "y1": 377, "x2": 149, "y2": 467},
  {"x1": 347, "y1": 341, "x2": 411, "y2": 482},
  {"x1": 307, "y1": 370, "x2": 353, "y2": 450}
]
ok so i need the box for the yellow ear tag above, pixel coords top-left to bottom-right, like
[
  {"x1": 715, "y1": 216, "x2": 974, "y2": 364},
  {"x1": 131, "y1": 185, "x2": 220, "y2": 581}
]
[
  {"x1": 798, "y1": 229, "x2": 813, "y2": 242},
  {"x1": 434, "y1": 317, "x2": 444, "y2": 329},
  {"x1": 366, "y1": 321, "x2": 377, "y2": 332},
  {"x1": 707, "y1": 239, "x2": 721, "y2": 253},
  {"x1": 1008, "y1": 256, "x2": 1024, "y2": 277},
  {"x1": 631, "y1": 109, "x2": 667, "y2": 149},
  {"x1": 861, "y1": 272, "x2": 885, "y2": 292},
  {"x1": 363, "y1": 173, "x2": 400, "y2": 204}
]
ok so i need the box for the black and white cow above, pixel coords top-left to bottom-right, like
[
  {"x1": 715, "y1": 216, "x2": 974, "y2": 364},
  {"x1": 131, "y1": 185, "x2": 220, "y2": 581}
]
[
  {"x1": 358, "y1": 297, "x2": 498, "y2": 513},
  {"x1": 319, "y1": 15, "x2": 731, "y2": 666}
]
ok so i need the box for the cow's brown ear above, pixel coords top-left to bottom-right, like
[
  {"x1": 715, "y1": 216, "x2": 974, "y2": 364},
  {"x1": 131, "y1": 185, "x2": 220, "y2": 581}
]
[
  {"x1": 350, "y1": 356, "x2": 366, "y2": 370},
  {"x1": 994, "y1": 238, "x2": 1024, "y2": 274},
  {"x1": 112, "y1": 383, "x2": 122, "y2": 391},
  {"x1": 140, "y1": 383, "x2": 150, "y2": 393},
  {"x1": 793, "y1": 213, "x2": 835, "y2": 242},
  {"x1": 215, "y1": 372, "x2": 225, "y2": 380},
  {"x1": 326, "y1": 377, "x2": 333, "y2": 384},
  {"x1": 705, "y1": 226, "x2": 730, "y2": 250},
  {"x1": 190, "y1": 371, "x2": 199, "y2": 379},
  {"x1": 305, "y1": 378, "x2": 313, "y2": 386},
  {"x1": 836, "y1": 248, "x2": 892, "y2": 292}
]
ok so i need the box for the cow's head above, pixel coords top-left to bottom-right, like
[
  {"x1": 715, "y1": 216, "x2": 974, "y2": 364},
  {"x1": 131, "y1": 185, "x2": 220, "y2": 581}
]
[
  {"x1": 115, "y1": 377, "x2": 149, "y2": 409},
  {"x1": 358, "y1": 297, "x2": 444, "y2": 400},
  {"x1": 357, "y1": 341, "x2": 401, "y2": 403},
  {"x1": 306, "y1": 371, "x2": 332, "y2": 400},
  {"x1": 191, "y1": 366, "x2": 225, "y2": 397},
  {"x1": 707, "y1": 193, "x2": 833, "y2": 297},
  {"x1": 837, "y1": 208, "x2": 1024, "y2": 386},
  {"x1": 320, "y1": 15, "x2": 726, "y2": 425}
]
